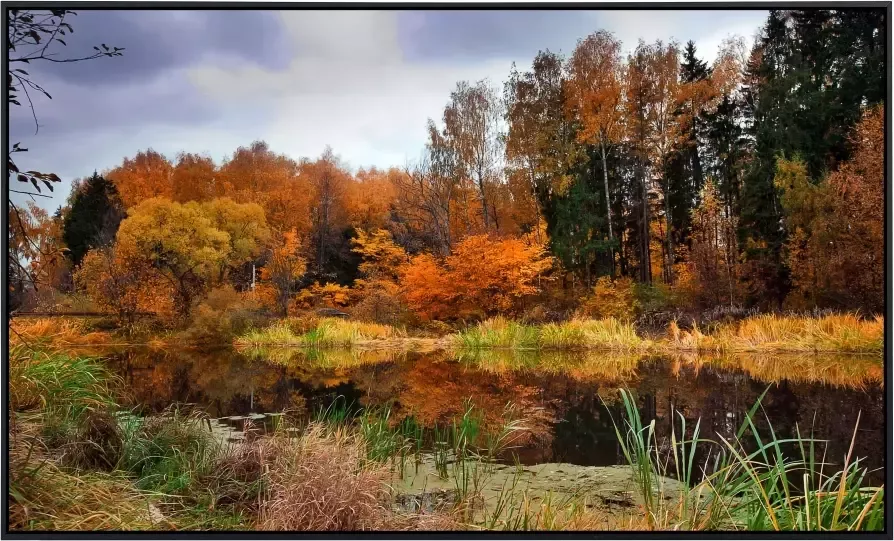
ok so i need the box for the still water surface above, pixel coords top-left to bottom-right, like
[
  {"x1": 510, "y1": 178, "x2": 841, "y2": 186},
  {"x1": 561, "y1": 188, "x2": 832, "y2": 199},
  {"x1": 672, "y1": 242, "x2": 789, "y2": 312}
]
[{"x1": 95, "y1": 346, "x2": 884, "y2": 482}]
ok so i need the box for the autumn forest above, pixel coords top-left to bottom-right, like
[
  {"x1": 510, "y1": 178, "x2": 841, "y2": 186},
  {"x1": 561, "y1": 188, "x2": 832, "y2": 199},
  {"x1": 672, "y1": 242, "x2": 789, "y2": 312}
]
[{"x1": 9, "y1": 8, "x2": 884, "y2": 326}]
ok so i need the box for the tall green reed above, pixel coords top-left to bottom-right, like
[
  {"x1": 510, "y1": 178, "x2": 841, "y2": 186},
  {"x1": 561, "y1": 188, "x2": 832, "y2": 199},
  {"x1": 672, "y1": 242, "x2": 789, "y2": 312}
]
[{"x1": 607, "y1": 387, "x2": 884, "y2": 531}]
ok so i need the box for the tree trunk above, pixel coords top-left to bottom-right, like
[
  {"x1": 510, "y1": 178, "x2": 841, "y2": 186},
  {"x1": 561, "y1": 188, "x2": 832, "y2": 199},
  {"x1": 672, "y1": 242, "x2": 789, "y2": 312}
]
[
  {"x1": 690, "y1": 130, "x2": 704, "y2": 190},
  {"x1": 640, "y1": 159, "x2": 651, "y2": 284},
  {"x1": 477, "y1": 166, "x2": 490, "y2": 231},
  {"x1": 663, "y1": 161, "x2": 674, "y2": 285},
  {"x1": 600, "y1": 140, "x2": 615, "y2": 278}
]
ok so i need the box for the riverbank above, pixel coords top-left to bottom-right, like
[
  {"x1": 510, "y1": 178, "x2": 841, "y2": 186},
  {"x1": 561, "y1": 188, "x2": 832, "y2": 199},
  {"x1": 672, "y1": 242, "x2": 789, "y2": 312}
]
[
  {"x1": 233, "y1": 313, "x2": 883, "y2": 355},
  {"x1": 12, "y1": 311, "x2": 883, "y2": 355}
]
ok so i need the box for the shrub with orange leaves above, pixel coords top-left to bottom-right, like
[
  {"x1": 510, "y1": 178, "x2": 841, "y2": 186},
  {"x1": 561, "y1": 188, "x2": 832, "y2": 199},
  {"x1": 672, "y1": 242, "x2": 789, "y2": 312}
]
[
  {"x1": 186, "y1": 285, "x2": 265, "y2": 343},
  {"x1": 351, "y1": 229, "x2": 407, "y2": 284},
  {"x1": 776, "y1": 105, "x2": 883, "y2": 312},
  {"x1": 295, "y1": 282, "x2": 353, "y2": 310},
  {"x1": 400, "y1": 234, "x2": 552, "y2": 321}
]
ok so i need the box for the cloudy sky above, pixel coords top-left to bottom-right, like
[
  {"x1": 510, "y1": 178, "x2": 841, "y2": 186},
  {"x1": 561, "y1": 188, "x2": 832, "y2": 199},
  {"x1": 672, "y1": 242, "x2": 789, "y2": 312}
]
[{"x1": 9, "y1": 9, "x2": 768, "y2": 212}]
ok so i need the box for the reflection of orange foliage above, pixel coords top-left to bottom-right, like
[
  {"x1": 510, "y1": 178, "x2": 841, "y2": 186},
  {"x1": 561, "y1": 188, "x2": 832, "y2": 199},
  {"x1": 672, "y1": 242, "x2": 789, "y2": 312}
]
[
  {"x1": 400, "y1": 235, "x2": 552, "y2": 320},
  {"x1": 397, "y1": 359, "x2": 541, "y2": 431},
  {"x1": 117, "y1": 347, "x2": 309, "y2": 416},
  {"x1": 464, "y1": 349, "x2": 641, "y2": 385}
]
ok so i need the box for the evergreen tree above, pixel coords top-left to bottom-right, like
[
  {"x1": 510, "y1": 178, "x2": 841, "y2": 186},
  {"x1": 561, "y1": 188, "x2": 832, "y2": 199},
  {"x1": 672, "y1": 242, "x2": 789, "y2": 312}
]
[
  {"x1": 679, "y1": 40, "x2": 711, "y2": 191},
  {"x1": 659, "y1": 41, "x2": 714, "y2": 259},
  {"x1": 739, "y1": 10, "x2": 796, "y2": 307},
  {"x1": 545, "y1": 146, "x2": 613, "y2": 285},
  {"x1": 738, "y1": 8, "x2": 885, "y2": 307},
  {"x1": 703, "y1": 93, "x2": 747, "y2": 216},
  {"x1": 62, "y1": 172, "x2": 126, "y2": 266}
]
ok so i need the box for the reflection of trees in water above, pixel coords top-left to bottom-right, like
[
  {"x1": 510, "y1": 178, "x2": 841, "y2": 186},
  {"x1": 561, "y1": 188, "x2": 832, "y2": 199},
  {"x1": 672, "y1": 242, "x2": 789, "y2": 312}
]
[
  {"x1": 672, "y1": 352, "x2": 882, "y2": 389},
  {"x1": 633, "y1": 360, "x2": 885, "y2": 485},
  {"x1": 109, "y1": 347, "x2": 306, "y2": 417},
  {"x1": 103, "y1": 346, "x2": 883, "y2": 480}
]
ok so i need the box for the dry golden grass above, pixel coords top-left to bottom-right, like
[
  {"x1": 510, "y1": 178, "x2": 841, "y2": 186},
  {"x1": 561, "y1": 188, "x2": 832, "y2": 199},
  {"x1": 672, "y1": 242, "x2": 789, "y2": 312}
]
[
  {"x1": 455, "y1": 317, "x2": 647, "y2": 351},
  {"x1": 235, "y1": 318, "x2": 403, "y2": 348},
  {"x1": 668, "y1": 314, "x2": 882, "y2": 354},
  {"x1": 9, "y1": 318, "x2": 115, "y2": 347},
  {"x1": 256, "y1": 424, "x2": 393, "y2": 531},
  {"x1": 456, "y1": 314, "x2": 881, "y2": 355},
  {"x1": 9, "y1": 462, "x2": 168, "y2": 531}
]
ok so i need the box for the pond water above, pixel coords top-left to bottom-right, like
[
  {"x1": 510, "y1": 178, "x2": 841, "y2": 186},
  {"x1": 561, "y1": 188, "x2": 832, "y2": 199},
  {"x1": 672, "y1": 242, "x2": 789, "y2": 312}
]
[{"x1": 95, "y1": 346, "x2": 885, "y2": 484}]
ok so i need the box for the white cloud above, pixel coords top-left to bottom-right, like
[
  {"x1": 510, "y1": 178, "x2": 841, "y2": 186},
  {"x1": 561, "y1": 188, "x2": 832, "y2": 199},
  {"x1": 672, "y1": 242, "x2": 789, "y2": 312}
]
[
  {"x1": 187, "y1": 11, "x2": 513, "y2": 170},
  {"x1": 598, "y1": 10, "x2": 767, "y2": 62}
]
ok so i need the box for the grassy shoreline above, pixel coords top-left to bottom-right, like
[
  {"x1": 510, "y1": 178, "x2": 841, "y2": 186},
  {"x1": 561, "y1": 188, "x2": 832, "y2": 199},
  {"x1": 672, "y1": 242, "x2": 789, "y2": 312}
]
[
  {"x1": 12, "y1": 312, "x2": 883, "y2": 355},
  {"x1": 233, "y1": 313, "x2": 883, "y2": 355}
]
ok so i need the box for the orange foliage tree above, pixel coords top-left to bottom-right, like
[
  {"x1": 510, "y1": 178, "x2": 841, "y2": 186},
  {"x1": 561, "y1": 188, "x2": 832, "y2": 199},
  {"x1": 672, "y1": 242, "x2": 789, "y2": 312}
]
[
  {"x1": 686, "y1": 178, "x2": 740, "y2": 308},
  {"x1": 346, "y1": 168, "x2": 398, "y2": 230},
  {"x1": 302, "y1": 147, "x2": 352, "y2": 276},
  {"x1": 350, "y1": 229, "x2": 408, "y2": 324},
  {"x1": 579, "y1": 276, "x2": 639, "y2": 320},
  {"x1": 566, "y1": 31, "x2": 625, "y2": 265},
  {"x1": 259, "y1": 229, "x2": 307, "y2": 316},
  {"x1": 106, "y1": 149, "x2": 174, "y2": 208},
  {"x1": 217, "y1": 141, "x2": 312, "y2": 235},
  {"x1": 400, "y1": 234, "x2": 552, "y2": 320},
  {"x1": 295, "y1": 282, "x2": 353, "y2": 310},
  {"x1": 778, "y1": 106, "x2": 883, "y2": 311},
  {"x1": 171, "y1": 152, "x2": 217, "y2": 203},
  {"x1": 74, "y1": 247, "x2": 174, "y2": 324},
  {"x1": 824, "y1": 105, "x2": 883, "y2": 311}
]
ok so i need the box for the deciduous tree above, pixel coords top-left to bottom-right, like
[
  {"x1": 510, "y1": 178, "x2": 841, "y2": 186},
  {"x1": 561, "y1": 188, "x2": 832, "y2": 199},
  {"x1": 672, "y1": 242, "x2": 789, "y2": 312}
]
[
  {"x1": 566, "y1": 31, "x2": 625, "y2": 272},
  {"x1": 74, "y1": 247, "x2": 173, "y2": 324},
  {"x1": 260, "y1": 229, "x2": 307, "y2": 316},
  {"x1": 115, "y1": 198, "x2": 232, "y2": 318},
  {"x1": 443, "y1": 80, "x2": 504, "y2": 232},
  {"x1": 400, "y1": 235, "x2": 552, "y2": 320},
  {"x1": 106, "y1": 149, "x2": 174, "y2": 208}
]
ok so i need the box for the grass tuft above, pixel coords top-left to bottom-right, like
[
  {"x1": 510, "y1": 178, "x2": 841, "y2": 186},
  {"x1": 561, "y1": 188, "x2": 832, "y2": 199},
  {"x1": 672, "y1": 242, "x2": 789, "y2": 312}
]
[
  {"x1": 256, "y1": 423, "x2": 393, "y2": 531},
  {"x1": 455, "y1": 314, "x2": 880, "y2": 354},
  {"x1": 10, "y1": 318, "x2": 114, "y2": 346},
  {"x1": 668, "y1": 314, "x2": 883, "y2": 354},
  {"x1": 235, "y1": 318, "x2": 402, "y2": 348},
  {"x1": 454, "y1": 318, "x2": 647, "y2": 351}
]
